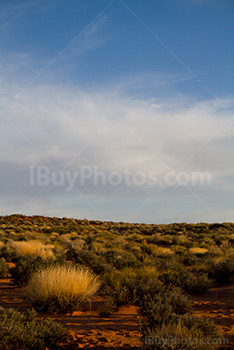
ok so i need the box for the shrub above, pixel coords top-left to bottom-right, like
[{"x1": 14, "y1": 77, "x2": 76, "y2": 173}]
[
  {"x1": 101, "y1": 266, "x2": 160, "y2": 307},
  {"x1": 159, "y1": 268, "x2": 213, "y2": 295},
  {"x1": 74, "y1": 250, "x2": 103, "y2": 268},
  {"x1": 139, "y1": 287, "x2": 191, "y2": 327},
  {"x1": 154, "y1": 256, "x2": 181, "y2": 273},
  {"x1": 164, "y1": 288, "x2": 192, "y2": 315},
  {"x1": 10, "y1": 256, "x2": 55, "y2": 286},
  {"x1": 209, "y1": 259, "x2": 234, "y2": 285},
  {"x1": 98, "y1": 300, "x2": 115, "y2": 318},
  {"x1": 186, "y1": 273, "x2": 213, "y2": 295},
  {"x1": 159, "y1": 268, "x2": 192, "y2": 289},
  {"x1": 0, "y1": 242, "x2": 15, "y2": 261},
  {"x1": 0, "y1": 258, "x2": 8, "y2": 277},
  {"x1": 142, "y1": 317, "x2": 222, "y2": 350},
  {"x1": 140, "y1": 294, "x2": 221, "y2": 350},
  {"x1": 183, "y1": 255, "x2": 198, "y2": 266},
  {"x1": 0, "y1": 307, "x2": 66, "y2": 350},
  {"x1": 64, "y1": 238, "x2": 85, "y2": 260},
  {"x1": 104, "y1": 249, "x2": 138, "y2": 269},
  {"x1": 101, "y1": 270, "x2": 134, "y2": 307},
  {"x1": 9, "y1": 240, "x2": 54, "y2": 259},
  {"x1": 23, "y1": 265, "x2": 100, "y2": 313},
  {"x1": 0, "y1": 241, "x2": 4, "y2": 251}
]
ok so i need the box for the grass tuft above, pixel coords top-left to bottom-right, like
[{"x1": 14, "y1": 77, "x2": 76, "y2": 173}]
[
  {"x1": 9, "y1": 240, "x2": 54, "y2": 259},
  {"x1": 23, "y1": 265, "x2": 100, "y2": 313}
]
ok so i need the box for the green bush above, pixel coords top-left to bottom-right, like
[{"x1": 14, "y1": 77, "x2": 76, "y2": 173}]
[
  {"x1": 185, "y1": 273, "x2": 213, "y2": 295},
  {"x1": 139, "y1": 287, "x2": 191, "y2": 328},
  {"x1": 101, "y1": 267, "x2": 160, "y2": 307},
  {"x1": 142, "y1": 317, "x2": 222, "y2": 350},
  {"x1": 209, "y1": 259, "x2": 234, "y2": 285},
  {"x1": 159, "y1": 268, "x2": 192, "y2": 289},
  {"x1": 0, "y1": 243, "x2": 15, "y2": 261},
  {"x1": 104, "y1": 249, "x2": 138, "y2": 269},
  {"x1": 183, "y1": 255, "x2": 198, "y2": 266},
  {"x1": 141, "y1": 302, "x2": 221, "y2": 350},
  {"x1": 0, "y1": 258, "x2": 8, "y2": 277},
  {"x1": 159, "y1": 269, "x2": 213, "y2": 295},
  {"x1": 164, "y1": 288, "x2": 192, "y2": 315},
  {"x1": 10, "y1": 256, "x2": 55, "y2": 286},
  {"x1": 0, "y1": 307, "x2": 66, "y2": 350},
  {"x1": 74, "y1": 250, "x2": 105, "y2": 269},
  {"x1": 98, "y1": 300, "x2": 115, "y2": 318}
]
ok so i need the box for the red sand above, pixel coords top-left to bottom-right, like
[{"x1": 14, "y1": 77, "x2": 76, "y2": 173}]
[{"x1": 1, "y1": 270, "x2": 234, "y2": 349}]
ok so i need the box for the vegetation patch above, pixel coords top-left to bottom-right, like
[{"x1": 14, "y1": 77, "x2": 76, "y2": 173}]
[
  {"x1": 0, "y1": 307, "x2": 66, "y2": 350},
  {"x1": 23, "y1": 265, "x2": 100, "y2": 313}
]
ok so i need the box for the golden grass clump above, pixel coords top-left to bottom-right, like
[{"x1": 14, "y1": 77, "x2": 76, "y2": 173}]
[
  {"x1": 152, "y1": 246, "x2": 174, "y2": 256},
  {"x1": 23, "y1": 265, "x2": 100, "y2": 313},
  {"x1": 188, "y1": 247, "x2": 208, "y2": 255},
  {"x1": 10, "y1": 240, "x2": 54, "y2": 259}
]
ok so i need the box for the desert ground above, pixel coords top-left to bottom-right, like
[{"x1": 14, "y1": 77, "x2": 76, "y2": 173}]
[
  {"x1": 0, "y1": 263, "x2": 233, "y2": 349},
  {"x1": 1, "y1": 215, "x2": 234, "y2": 349}
]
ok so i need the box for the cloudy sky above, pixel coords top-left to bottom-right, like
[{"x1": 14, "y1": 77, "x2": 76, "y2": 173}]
[{"x1": 0, "y1": 0, "x2": 234, "y2": 224}]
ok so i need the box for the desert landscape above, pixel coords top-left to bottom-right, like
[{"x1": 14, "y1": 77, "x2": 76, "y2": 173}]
[
  {"x1": 0, "y1": 215, "x2": 234, "y2": 349},
  {"x1": 1, "y1": 1, "x2": 233, "y2": 349}
]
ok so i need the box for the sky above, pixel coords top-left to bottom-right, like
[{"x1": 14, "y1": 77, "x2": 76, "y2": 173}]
[{"x1": 0, "y1": 0, "x2": 234, "y2": 224}]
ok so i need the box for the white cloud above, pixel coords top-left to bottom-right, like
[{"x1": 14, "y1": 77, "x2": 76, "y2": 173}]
[{"x1": 0, "y1": 72, "x2": 234, "y2": 222}]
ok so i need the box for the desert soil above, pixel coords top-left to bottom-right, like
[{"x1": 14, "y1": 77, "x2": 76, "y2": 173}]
[
  {"x1": 1, "y1": 270, "x2": 234, "y2": 349},
  {"x1": 191, "y1": 285, "x2": 234, "y2": 349}
]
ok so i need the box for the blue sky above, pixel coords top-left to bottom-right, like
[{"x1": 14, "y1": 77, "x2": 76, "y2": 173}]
[{"x1": 0, "y1": 0, "x2": 234, "y2": 223}]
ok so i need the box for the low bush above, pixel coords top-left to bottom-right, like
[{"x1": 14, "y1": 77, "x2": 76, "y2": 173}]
[
  {"x1": 0, "y1": 258, "x2": 8, "y2": 277},
  {"x1": 0, "y1": 242, "x2": 15, "y2": 261},
  {"x1": 209, "y1": 259, "x2": 234, "y2": 285},
  {"x1": 0, "y1": 241, "x2": 4, "y2": 251},
  {"x1": 101, "y1": 270, "x2": 134, "y2": 307},
  {"x1": 74, "y1": 250, "x2": 104, "y2": 269},
  {"x1": 141, "y1": 293, "x2": 221, "y2": 350},
  {"x1": 154, "y1": 256, "x2": 181, "y2": 273},
  {"x1": 139, "y1": 287, "x2": 191, "y2": 328},
  {"x1": 101, "y1": 266, "x2": 160, "y2": 307},
  {"x1": 0, "y1": 307, "x2": 66, "y2": 350},
  {"x1": 23, "y1": 265, "x2": 100, "y2": 313},
  {"x1": 10, "y1": 256, "x2": 55, "y2": 286},
  {"x1": 98, "y1": 300, "x2": 115, "y2": 318},
  {"x1": 104, "y1": 249, "x2": 138, "y2": 269},
  {"x1": 185, "y1": 273, "x2": 213, "y2": 295},
  {"x1": 183, "y1": 255, "x2": 198, "y2": 266},
  {"x1": 159, "y1": 268, "x2": 192, "y2": 289},
  {"x1": 159, "y1": 269, "x2": 213, "y2": 295},
  {"x1": 142, "y1": 316, "x2": 222, "y2": 350}
]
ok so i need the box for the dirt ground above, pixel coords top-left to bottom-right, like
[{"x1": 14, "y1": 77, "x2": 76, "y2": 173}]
[
  {"x1": 191, "y1": 285, "x2": 234, "y2": 350},
  {"x1": 1, "y1": 272, "x2": 234, "y2": 349},
  {"x1": 0, "y1": 276, "x2": 141, "y2": 349}
]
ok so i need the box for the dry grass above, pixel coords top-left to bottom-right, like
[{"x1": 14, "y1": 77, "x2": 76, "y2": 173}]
[
  {"x1": 23, "y1": 265, "x2": 100, "y2": 313},
  {"x1": 152, "y1": 246, "x2": 174, "y2": 256},
  {"x1": 188, "y1": 247, "x2": 208, "y2": 255},
  {"x1": 9, "y1": 240, "x2": 54, "y2": 259},
  {"x1": 0, "y1": 241, "x2": 4, "y2": 250}
]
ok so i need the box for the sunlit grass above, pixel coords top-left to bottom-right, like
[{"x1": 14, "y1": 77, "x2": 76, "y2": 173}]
[
  {"x1": 9, "y1": 240, "x2": 54, "y2": 259},
  {"x1": 188, "y1": 247, "x2": 208, "y2": 255},
  {"x1": 23, "y1": 265, "x2": 100, "y2": 313}
]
